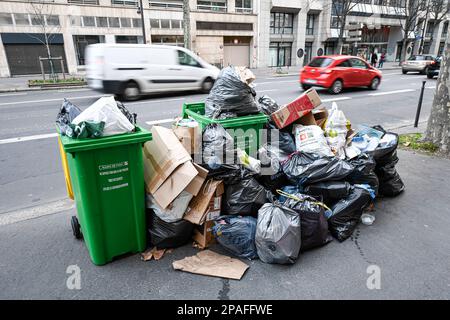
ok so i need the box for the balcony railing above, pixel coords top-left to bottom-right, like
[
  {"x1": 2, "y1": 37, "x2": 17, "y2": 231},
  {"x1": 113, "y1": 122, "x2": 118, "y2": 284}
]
[
  {"x1": 112, "y1": 0, "x2": 138, "y2": 6},
  {"x1": 149, "y1": 1, "x2": 183, "y2": 9},
  {"x1": 68, "y1": 0, "x2": 99, "y2": 4},
  {"x1": 197, "y1": 4, "x2": 227, "y2": 12},
  {"x1": 235, "y1": 7, "x2": 253, "y2": 14}
]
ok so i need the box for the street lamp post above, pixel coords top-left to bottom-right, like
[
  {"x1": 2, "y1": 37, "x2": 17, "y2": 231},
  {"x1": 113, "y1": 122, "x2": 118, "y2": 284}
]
[{"x1": 137, "y1": 0, "x2": 146, "y2": 44}]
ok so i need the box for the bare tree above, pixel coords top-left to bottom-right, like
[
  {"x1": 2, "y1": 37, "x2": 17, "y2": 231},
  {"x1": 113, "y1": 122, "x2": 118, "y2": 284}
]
[
  {"x1": 183, "y1": 0, "x2": 191, "y2": 49},
  {"x1": 330, "y1": 0, "x2": 366, "y2": 54},
  {"x1": 418, "y1": 0, "x2": 450, "y2": 53},
  {"x1": 424, "y1": 32, "x2": 450, "y2": 154},
  {"x1": 28, "y1": 0, "x2": 61, "y2": 81},
  {"x1": 393, "y1": 0, "x2": 428, "y2": 65}
]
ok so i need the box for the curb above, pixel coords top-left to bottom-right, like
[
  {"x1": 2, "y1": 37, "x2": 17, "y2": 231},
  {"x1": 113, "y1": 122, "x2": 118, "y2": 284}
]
[{"x1": 0, "y1": 85, "x2": 88, "y2": 93}]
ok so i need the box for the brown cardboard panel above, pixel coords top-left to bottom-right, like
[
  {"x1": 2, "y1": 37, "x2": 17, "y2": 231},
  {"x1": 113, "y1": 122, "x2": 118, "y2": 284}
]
[
  {"x1": 172, "y1": 122, "x2": 200, "y2": 154},
  {"x1": 184, "y1": 163, "x2": 209, "y2": 197},
  {"x1": 184, "y1": 180, "x2": 224, "y2": 225}
]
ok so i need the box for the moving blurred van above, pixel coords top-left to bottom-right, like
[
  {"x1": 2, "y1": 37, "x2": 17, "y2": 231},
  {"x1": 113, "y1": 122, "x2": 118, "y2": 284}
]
[{"x1": 86, "y1": 44, "x2": 220, "y2": 100}]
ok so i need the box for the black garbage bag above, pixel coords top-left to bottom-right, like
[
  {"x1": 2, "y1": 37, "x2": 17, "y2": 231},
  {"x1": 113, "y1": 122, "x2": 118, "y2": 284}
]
[
  {"x1": 257, "y1": 143, "x2": 290, "y2": 192},
  {"x1": 116, "y1": 101, "x2": 137, "y2": 126},
  {"x1": 346, "y1": 153, "x2": 379, "y2": 195},
  {"x1": 147, "y1": 210, "x2": 194, "y2": 249},
  {"x1": 212, "y1": 215, "x2": 258, "y2": 260},
  {"x1": 205, "y1": 66, "x2": 260, "y2": 118},
  {"x1": 281, "y1": 192, "x2": 333, "y2": 251},
  {"x1": 304, "y1": 181, "x2": 352, "y2": 206},
  {"x1": 258, "y1": 95, "x2": 280, "y2": 115},
  {"x1": 201, "y1": 123, "x2": 236, "y2": 170},
  {"x1": 328, "y1": 186, "x2": 372, "y2": 242},
  {"x1": 282, "y1": 152, "x2": 354, "y2": 186},
  {"x1": 223, "y1": 174, "x2": 268, "y2": 216},
  {"x1": 265, "y1": 122, "x2": 296, "y2": 156},
  {"x1": 56, "y1": 99, "x2": 82, "y2": 137},
  {"x1": 368, "y1": 126, "x2": 405, "y2": 197},
  {"x1": 255, "y1": 202, "x2": 301, "y2": 264}
]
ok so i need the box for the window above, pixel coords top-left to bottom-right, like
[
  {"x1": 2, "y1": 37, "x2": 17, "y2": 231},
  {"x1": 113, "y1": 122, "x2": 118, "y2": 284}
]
[
  {"x1": 73, "y1": 35, "x2": 104, "y2": 65},
  {"x1": 68, "y1": 0, "x2": 99, "y2": 4},
  {"x1": 306, "y1": 14, "x2": 315, "y2": 35},
  {"x1": 337, "y1": 59, "x2": 351, "y2": 67},
  {"x1": 438, "y1": 42, "x2": 445, "y2": 55},
  {"x1": 160, "y1": 19, "x2": 170, "y2": 28},
  {"x1": 108, "y1": 17, "x2": 120, "y2": 28},
  {"x1": 408, "y1": 55, "x2": 425, "y2": 61},
  {"x1": 270, "y1": 12, "x2": 294, "y2": 34},
  {"x1": 82, "y1": 16, "x2": 96, "y2": 27},
  {"x1": 442, "y1": 21, "x2": 448, "y2": 38},
  {"x1": 0, "y1": 13, "x2": 13, "y2": 25},
  {"x1": 116, "y1": 36, "x2": 139, "y2": 44},
  {"x1": 30, "y1": 15, "x2": 45, "y2": 26},
  {"x1": 304, "y1": 42, "x2": 313, "y2": 66},
  {"x1": 149, "y1": 1, "x2": 183, "y2": 9},
  {"x1": 14, "y1": 14, "x2": 30, "y2": 25},
  {"x1": 70, "y1": 16, "x2": 82, "y2": 26},
  {"x1": 235, "y1": 0, "x2": 252, "y2": 13},
  {"x1": 152, "y1": 35, "x2": 184, "y2": 46},
  {"x1": 132, "y1": 18, "x2": 142, "y2": 28},
  {"x1": 120, "y1": 18, "x2": 131, "y2": 28},
  {"x1": 363, "y1": 0, "x2": 372, "y2": 3},
  {"x1": 350, "y1": 58, "x2": 368, "y2": 68},
  {"x1": 112, "y1": 0, "x2": 138, "y2": 6},
  {"x1": 96, "y1": 17, "x2": 108, "y2": 28},
  {"x1": 150, "y1": 19, "x2": 160, "y2": 28},
  {"x1": 171, "y1": 20, "x2": 181, "y2": 29},
  {"x1": 197, "y1": 0, "x2": 227, "y2": 12},
  {"x1": 46, "y1": 15, "x2": 60, "y2": 26},
  {"x1": 196, "y1": 21, "x2": 252, "y2": 31},
  {"x1": 269, "y1": 42, "x2": 292, "y2": 67},
  {"x1": 178, "y1": 50, "x2": 201, "y2": 67},
  {"x1": 308, "y1": 57, "x2": 333, "y2": 67}
]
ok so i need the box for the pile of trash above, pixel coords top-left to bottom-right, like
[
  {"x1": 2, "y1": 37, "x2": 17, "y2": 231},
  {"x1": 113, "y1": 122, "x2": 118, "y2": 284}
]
[{"x1": 142, "y1": 66, "x2": 405, "y2": 277}]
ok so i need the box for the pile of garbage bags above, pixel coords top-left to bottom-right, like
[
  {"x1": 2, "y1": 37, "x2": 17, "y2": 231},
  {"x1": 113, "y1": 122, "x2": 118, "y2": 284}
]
[{"x1": 143, "y1": 67, "x2": 405, "y2": 267}]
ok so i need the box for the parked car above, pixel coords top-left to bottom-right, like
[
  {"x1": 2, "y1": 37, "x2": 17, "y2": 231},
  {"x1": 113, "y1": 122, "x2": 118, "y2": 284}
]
[
  {"x1": 401, "y1": 54, "x2": 436, "y2": 75},
  {"x1": 426, "y1": 56, "x2": 441, "y2": 79},
  {"x1": 86, "y1": 44, "x2": 220, "y2": 101},
  {"x1": 300, "y1": 55, "x2": 382, "y2": 94}
]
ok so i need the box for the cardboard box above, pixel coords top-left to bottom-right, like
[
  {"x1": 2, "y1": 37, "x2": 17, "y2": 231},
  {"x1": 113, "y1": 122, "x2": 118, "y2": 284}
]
[
  {"x1": 143, "y1": 126, "x2": 207, "y2": 209},
  {"x1": 172, "y1": 120, "x2": 200, "y2": 155},
  {"x1": 184, "y1": 180, "x2": 224, "y2": 249},
  {"x1": 313, "y1": 108, "x2": 329, "y2": 129},
  {"x1": 271, "y1": 89, "x2": 322, "y2": 129}
]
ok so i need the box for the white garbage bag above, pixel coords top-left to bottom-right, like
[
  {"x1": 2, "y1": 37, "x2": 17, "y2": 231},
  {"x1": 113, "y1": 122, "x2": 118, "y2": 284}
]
[
  {"x1": 293, "y1": 124, "x2": 334, "y2": 157},
  {"x1": 72, "y1": 96, "x2": 134, "y2": 136},
  {"x1": 324, "y1": 102, "x2": 348, "y2": 159}
]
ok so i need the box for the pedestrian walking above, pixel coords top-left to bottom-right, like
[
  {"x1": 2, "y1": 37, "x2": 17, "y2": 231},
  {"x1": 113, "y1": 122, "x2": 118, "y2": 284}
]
[
  {"x1": 370, "y1": 51, "x2": 378, "y2": 67},
  {"x1": 378, "y1": 52, "x2": 385, "y2": 68}
]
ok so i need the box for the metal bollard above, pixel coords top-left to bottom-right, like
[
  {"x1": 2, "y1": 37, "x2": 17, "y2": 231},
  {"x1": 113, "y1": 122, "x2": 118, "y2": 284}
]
[{"x1": 414, "y1": 80, "x2": 426, "y2": 128}]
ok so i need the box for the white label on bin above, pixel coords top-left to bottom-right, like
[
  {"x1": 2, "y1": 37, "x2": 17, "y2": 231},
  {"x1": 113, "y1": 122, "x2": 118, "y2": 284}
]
[
  {"x1": 103, "y1": 183, "x2": 129, "y2": 192},
  {"x1": 99, "y1": 161, "x2": 130, "y2": 192}
]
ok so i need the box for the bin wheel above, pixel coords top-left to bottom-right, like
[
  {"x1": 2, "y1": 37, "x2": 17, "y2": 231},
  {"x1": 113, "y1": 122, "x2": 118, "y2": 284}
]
[{"x1": 71, "y1": 216, "x2": 82, "y2": 240}]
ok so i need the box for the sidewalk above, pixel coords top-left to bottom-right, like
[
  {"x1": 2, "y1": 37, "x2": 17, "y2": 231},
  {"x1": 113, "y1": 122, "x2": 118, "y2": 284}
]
[{"x1": 1, "y1": 143, "x2": 449, "y2": 299}]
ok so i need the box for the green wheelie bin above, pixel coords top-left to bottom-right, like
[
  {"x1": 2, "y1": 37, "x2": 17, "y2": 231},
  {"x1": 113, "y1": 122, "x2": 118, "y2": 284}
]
[{"x1": 60, "y1": 127, "x2": 152, "y2": 265}]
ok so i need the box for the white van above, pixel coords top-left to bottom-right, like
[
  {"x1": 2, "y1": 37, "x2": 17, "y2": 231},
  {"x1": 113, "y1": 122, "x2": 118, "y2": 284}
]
[{"x1": 86, "y1": 44, "x2": 220, "y2": 101}]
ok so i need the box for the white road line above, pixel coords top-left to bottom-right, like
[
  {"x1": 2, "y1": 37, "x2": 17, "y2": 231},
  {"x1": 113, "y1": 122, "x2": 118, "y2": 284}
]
[
  {"x1": 0, "y1": 94, "x2": 105, "y2": 106},
  {"x1": 426, "y1": 86, "x2": 436, "y2": 89},
  {"x1": 57, "y1": 88, "x2": 91, "y2": 93},
  {"x1": 0, "y1": 133, "x2": 58, "y2": 145},
  {"x1": 256, "y1": 80, "x2": 298, "y2": 85},
  {"x1": 321, "y1": 97, "x2": 352, "y2": 102},
  {"x1": 381, "y1": 72, "x2": 401, "y2": 76},
  {"x1": 400, "y1": 76, "x2": 425, "y2": 80},
  {"x1": 128, "y1": 98, "x2": 185, "y2": 105},
  {"x1": 368, "y1": 89, "x2": 415, "y2": 96},
  {"x1": 0, "y1": 199, "x2": 74, "y2": 226},
  {"x1": 0, "y1": 92, "x2": 28, "y2": 97},
  {"x1": 145, "y1": 118, "x2": 176, "y2": 126},
  {"x1": 258, "y1": 89, "x2": 279, "y2": 93}
]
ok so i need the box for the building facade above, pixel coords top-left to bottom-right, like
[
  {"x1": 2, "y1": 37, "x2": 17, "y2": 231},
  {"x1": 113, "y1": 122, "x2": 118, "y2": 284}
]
[{"x1": 0, "y1": 0, "x2": 448, "y2": 77}]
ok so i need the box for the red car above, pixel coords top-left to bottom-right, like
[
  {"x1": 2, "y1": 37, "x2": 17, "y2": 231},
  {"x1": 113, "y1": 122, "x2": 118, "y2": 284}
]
[{"x1": 300, "y1": 55, "x2": 382, "y2": 94}]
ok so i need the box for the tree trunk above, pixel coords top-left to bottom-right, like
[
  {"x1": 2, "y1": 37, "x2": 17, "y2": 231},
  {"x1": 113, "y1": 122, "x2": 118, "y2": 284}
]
[
  {"x1": 183, "y1": 0, "x2": 191, "y2": 50},
  {"x1": 400, "y1": 36, "x2": 408, "y2": 66},
  {"x1": 45, "y1": 40, "x2": 56, "y2": 82},
  {"x1": 424, "y1": 37, "x2": 450, "y2": 155}
]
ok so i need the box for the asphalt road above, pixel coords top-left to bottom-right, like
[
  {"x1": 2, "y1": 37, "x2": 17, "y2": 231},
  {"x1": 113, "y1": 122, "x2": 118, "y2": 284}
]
[
  {"x1": 2, "y1": 71, "x2": 449, "y2": 300},
  {"x1": 0, "y1": 71, "x2": 437, "y2": 214}
]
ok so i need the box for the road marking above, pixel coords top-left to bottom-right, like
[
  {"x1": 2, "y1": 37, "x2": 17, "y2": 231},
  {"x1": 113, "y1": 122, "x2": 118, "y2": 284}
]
[
  {"x1": 400, "y1": 76, "x2": 425, "y2": 80},
  {"x1": 145, "y1": 118, "x2": 175, "y2": 126},
  {"x1": 0, "y1": 199, "x2": 74, "y2": 227},
  {"x1": 57, "y1": 88, "x2": 91, "y2": 93},
  {"x1": 128, "y1": 98, "x2": 185, "y2": 105},
  {"x1": 0, "y1": 94, "x2": 105, "y2": 106},
  {"x1": 258, "y1": 89, "x2": 279, "y2": 93},
  {"x1": 321, "y1": 97, "x2": 352, "y2": 102},
  {"x1": 426, "y1": 86, "x2": 436, "y2": 89},
  {"x1": 256, "y1": 80, "x2": 298, "y2": 85},
  {"x1": 381, "y1": 72, "x2": 402, "y2": 76},
  {"x1": 368, "y1": 89, "x2": 415, "y2": 96},
  {"x1": 0, "y1": 133, "x2": 58, "y2": 145},
  {"x1": 0, "y1": 92, "x2": 28, "y2": 97}
]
